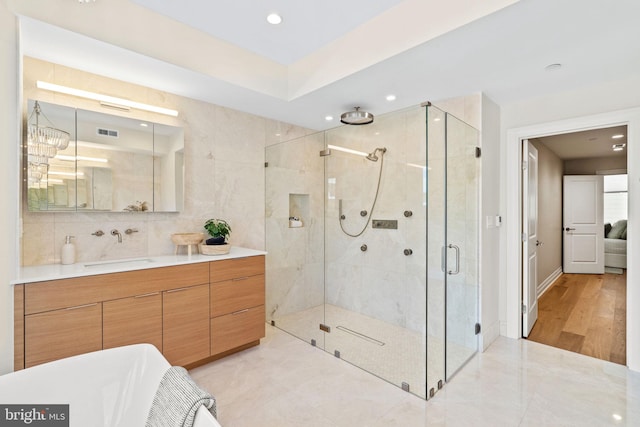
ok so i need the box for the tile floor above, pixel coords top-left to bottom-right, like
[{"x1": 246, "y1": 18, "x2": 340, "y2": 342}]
[{"x1": 190, "y1": 325, "x2": 640, "y2": 426}]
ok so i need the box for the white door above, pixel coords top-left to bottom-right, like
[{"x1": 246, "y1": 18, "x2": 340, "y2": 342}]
[
  {"x1": 522, "y1": 140, "x2": 538, "y2": 337},
  {"x1": 563, "y1": 175, "x2": 604, "y2": 274}
]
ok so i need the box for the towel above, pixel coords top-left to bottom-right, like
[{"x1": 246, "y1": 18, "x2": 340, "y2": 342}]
[{"x1": 146, "y1": 366, "x2": 217, "y2": 427}]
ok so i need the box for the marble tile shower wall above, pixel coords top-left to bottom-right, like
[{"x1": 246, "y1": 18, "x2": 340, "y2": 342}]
[
  {"x1": 265, "y1": 133, "x2": 325, "y2": 320},
  {"x1": 21, "y1": 57, "x2": 312, "y2": 266},
  {"x1": 325, "y1": 107, "x2": 428, "y2": 334}
]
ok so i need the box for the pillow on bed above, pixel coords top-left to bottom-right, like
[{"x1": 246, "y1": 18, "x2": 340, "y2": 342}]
[
  {"x1": 622, "y1": 227, "x2": 628, "y2": 240},
  {"x1": 607, "y1": 220, "x2": 627, "y2": 239},
  {"x1": 605, "y1": 223, "x2": 612, "y2": 237}
]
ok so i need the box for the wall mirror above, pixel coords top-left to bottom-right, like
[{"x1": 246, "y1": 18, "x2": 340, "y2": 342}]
[{"x1": 25, "y1": 99, "x2": 184, "y2": 212}]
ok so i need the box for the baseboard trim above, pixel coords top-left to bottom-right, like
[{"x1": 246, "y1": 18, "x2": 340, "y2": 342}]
[
  {"x1": 480, "y1": 320, "x2": 500, "y2": 351},
  {"x1": 537, "y1": 267, "x2": 562, "y2": 298}
]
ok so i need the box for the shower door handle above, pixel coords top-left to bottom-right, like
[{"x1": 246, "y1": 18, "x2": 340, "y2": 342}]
[{"x1": 447, "y1": 243, "x2": 460, "y2": 275}]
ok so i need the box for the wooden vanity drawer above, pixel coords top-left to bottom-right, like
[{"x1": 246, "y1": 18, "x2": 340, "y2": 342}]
[
  {"x1": 103, "y1": 292, "x2": 163, "y2": 352},
  {"x1": 211, "y1": 305, "x2": 265, "y2": 355},
  {"x1": 210, "y1": 274, "x2": 265, "y2": 317},
  {"x1": 210, "y1": 255, "x2": 264, "y2": 283},
  {"x1": 24, "y1": 302, "x2": 102, "y2": 368},
  {"x1": 24, "y1": 263, "x2": 209, "y2": 315}
]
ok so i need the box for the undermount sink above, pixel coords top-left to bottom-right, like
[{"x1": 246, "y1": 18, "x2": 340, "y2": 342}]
[{"x1": 83, "y1": 258, "x2": 155, "y2": 268}]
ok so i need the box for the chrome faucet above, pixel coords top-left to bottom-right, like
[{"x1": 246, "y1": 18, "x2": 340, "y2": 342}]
[{"x1": 111, "y1": 229, "x2": 122, "y2": 243}]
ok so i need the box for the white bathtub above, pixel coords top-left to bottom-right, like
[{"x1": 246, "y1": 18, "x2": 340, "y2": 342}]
[{"x1": 0, "y1": 344, "x2": 221, "y2": 427}]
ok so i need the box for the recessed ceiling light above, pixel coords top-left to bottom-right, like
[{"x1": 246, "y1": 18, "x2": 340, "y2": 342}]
[
  {"x1": 612, "y1": 143, "x2": 626, "y2": 151},
  {"x1": 267, "y1": 13, "x2": 282, "y2": 25},
  {"x1": 545, "y1": 63, "x2": 562, "y2": 72},
  {"x1": 612, "y1": 134, "x2": 625, "y2": 139},
  {"x1": 325, "y1": 115, "x2": 333, "y2": 121},
  {"x1": 386, "y1": 94, "x2": 396, "y2": 102},
  {"x1": 140, "y1": 123, "x2": 148, "y2": 127}
]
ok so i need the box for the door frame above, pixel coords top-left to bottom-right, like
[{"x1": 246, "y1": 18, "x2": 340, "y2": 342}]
[{"x1": 504, "y1": 107, "x2": 640, "y2": 371}]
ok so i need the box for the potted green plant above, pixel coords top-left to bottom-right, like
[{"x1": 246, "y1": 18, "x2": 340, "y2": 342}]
[{"x1": 204, "y1": 219, "x2": 231, "y2": 246}]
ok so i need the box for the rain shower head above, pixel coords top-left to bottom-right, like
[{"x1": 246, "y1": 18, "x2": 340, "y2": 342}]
[
  {"x1": 340, "y1": 107, "x2": 374, "y2": 125},
  {"x1": 366, "y1": 147, "x2": 387, "y2": 162}
]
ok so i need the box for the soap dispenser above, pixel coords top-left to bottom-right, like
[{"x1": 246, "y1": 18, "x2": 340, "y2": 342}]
[{"x1": 61, "y1": 235, "x2": 76, "y2": 265}]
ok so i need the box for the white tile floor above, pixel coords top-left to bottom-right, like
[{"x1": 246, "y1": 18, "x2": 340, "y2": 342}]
[{"x1": 190, "y1": 325, "x2": 640, "y2": 427}]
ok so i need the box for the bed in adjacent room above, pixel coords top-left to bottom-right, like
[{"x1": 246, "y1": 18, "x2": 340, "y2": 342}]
[{"x1": 605, "y1": 219, "x2": 627, "y2": 270}]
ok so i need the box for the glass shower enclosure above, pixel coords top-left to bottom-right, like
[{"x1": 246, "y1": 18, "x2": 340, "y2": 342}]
[{"x1": 265, "y1": 104, "x2": 479, "y2": 399}]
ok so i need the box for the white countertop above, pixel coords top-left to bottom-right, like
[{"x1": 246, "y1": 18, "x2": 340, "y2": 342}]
[{"x1": 11, "y1": 246, "x2": 267, "y2": 285}]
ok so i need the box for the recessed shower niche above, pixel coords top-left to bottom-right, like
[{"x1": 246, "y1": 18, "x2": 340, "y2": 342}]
[{"x1": 288, "y1": 193, "x2": 308, "y2": 228}]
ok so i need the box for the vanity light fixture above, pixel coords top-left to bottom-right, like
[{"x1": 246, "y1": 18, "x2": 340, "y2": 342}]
[
  {"x1": 48, "y1": 171, "x2": 85, "y2": 177},
  {"x1": 612, "y1": 134, "x2": 625, "y2": 139},
  {"x1": 56, "y1": 154, "x2": 108, "y2": 163},
  {"x1": 36, "y1": 81, "x2": 179, "y2": 117},
  {"x1": 612, "y1": 143, "x2": 626, "y2": 152}
]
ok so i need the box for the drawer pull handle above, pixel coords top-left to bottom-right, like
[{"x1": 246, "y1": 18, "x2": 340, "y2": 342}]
[
  {"x1": 135, "y1": 292, "x2": 159, "y2": 298},
  {"x1": 65, "y1": 303, "x2": 98, "y2": 311},
  {"x1": 232, "y1": 277, "x2": 249, "y2": 282},
  {"x1": 166, "y1": 287, "x2": 190, "y2": 293},
  {"x1": 232, "y1": 309, "x2": 250, "y2": 315}
]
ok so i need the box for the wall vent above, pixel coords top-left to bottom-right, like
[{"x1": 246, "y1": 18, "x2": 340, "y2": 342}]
[{"x1": 97, "y1": 128, "x2": 119, "y2": 138}]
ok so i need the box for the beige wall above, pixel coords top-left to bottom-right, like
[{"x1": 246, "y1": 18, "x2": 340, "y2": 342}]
[
  {"x1": 21, "y1": 57, "x2": 312, "y2": 266},
  {"x1": 531, "y1": 140, "x2": 563, "y2": 291},
  {"x1": 564, "y1": 156, "x2": 627, "y2": 175}
]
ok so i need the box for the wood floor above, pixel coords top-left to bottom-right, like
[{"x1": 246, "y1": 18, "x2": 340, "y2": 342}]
[{"x1": 526, "y1": 271, "x2": 626, "y2": 365}]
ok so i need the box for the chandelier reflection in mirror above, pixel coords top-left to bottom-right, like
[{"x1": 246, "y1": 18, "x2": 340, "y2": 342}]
[{"x1": 27, "y1": 101, "x2": 70, "y2": 184}]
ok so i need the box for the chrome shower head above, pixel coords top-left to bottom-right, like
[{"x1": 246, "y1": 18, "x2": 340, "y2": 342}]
[
  {"x1": 340, "y1": 107, "x2": 374, "y2": 125},
  {"x1": 366, "y1": 147, "x2": 387, "y2": 162}
]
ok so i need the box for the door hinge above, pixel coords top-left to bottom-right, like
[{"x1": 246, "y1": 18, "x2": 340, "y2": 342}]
[
  {"x1": 521, "y1": 303, "x2": 526, "y2": 314},
  {"x1": 475, "y1": 147, "x2": 481, "y2": 158},
  {"x1": 474, "y1": 323, "x2": 481, "y2": 335},
  {"x1": 521, "y1": 232, "x2": 527, "y2": 242},
  {"x1": 265, "y1": 162, "x2": 269, "y2": 167},
  {"x1": 522, "y1": 161, "x2": 528, "y2": 170}
]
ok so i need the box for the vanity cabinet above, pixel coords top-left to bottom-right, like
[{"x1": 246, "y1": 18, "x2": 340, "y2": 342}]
[
  {"x1": 14, "y1": 254, "x2": 266, "y2": 370},
  {"x1": 24, "y1": 302, "x2": 102, "y2": 368},
  {"x1": 210, "y1": 257, "x2": 265, "y2": 355},
  {"x1": 162, "y1": 284, "x2": 210, "y2": 366},
  {"x1": 103, "y1": 292, "x2": 162, "y2": 352}
]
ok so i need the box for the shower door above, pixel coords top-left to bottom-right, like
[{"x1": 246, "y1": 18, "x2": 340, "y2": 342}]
[
  {"x1": 323, "y1": 107, "x2": 428, "y2": 399},
  {"x1": 426, "y1": 105, "x2": 480, "y2": 389},
  {"x1": 443, "y1": 110, "x2": 480, "y2": 380}
]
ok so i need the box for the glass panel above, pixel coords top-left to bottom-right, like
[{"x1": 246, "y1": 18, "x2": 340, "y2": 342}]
[
  {"x1": 265, "y1": 133, "x2": 326, "y2": 349},
  {"x1": 445, "y1": 112, "x2": 480, "y2": 380},
  {"x1": 26, "y1": 100, "x2": 184, "y2": 212},
  {"x1": 26, "y1": 100, "x2": 76, "y2": 211},
  {"x1": 76, "y1": 109, "x2": 154, "y2": 212},
  {"x1": 323, "y1": 107, "x2": 427, "y2": 398},
  {"x1": 153, "y1": 123, "x2": 185, "y2": 212},
  {"x1": 426, "y1": 105, "x2": 446, "y2": 395}
]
